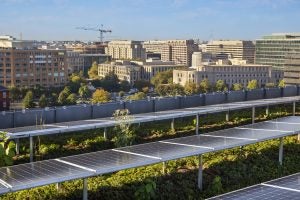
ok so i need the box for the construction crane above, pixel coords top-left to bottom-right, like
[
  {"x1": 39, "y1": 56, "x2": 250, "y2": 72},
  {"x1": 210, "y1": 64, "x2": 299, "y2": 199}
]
[{"x1": 76, "y1": 24, "x2": 112, "y2": 43}]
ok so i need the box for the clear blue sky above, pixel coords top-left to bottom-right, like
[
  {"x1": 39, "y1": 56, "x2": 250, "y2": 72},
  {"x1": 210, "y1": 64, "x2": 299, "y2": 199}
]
[{"x1": 1, "y1": 0, "x2": 300, "y2": 41}]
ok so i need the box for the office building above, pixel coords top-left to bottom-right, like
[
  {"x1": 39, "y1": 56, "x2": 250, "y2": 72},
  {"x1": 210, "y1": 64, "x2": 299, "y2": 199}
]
[
  {"x1": 206, "y1": 40, "x2": 255, "y2": 63},
  {"x1": 255, "y1": 33, "x2": 300, "y2": 70},
  {"x1": 284, "y1": 53, "x2": 300, "y2": 85},
  {"x1": 0, "y1": 85, "x2": 9, "y2": 111},
  {"x1": 173, "y1": 59, "x2": 282, "y2": 88},
  {"x1": 66, "y1": 51, "x2": 84, "y2": 75},
  {"x1": 144, "y1": 40, "x2": 199, "y2": 66},
  {"x1": 105, "y1": 40, "x2": 146, "y2": 60}
]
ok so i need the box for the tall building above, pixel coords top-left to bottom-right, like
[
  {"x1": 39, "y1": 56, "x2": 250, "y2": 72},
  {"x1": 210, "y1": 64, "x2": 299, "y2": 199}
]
[
  {"x1": 105, "y1": 40, "x2": 145, "y2": 60},
  {"x1": 66, "y1": 51, "x2": 84, "y2": 75},
  {"x1": 173, "y1": 59, "x2": 282, "y2": 88},
  {"x1": 255, "y1": 33, "x2": 300, "y2": 70},
  {"x1": 143, "y1": 39, "x2": 198, "y2": 66},
  {"x1": 206, "y1": 40, "x2": 255, "y2": 63},
  {"x1": 284, "y1": 53, "x2": 300, "y2": 85},
  {"x1": 0, "y1": 36, "x2": 67, "y2": 88}
]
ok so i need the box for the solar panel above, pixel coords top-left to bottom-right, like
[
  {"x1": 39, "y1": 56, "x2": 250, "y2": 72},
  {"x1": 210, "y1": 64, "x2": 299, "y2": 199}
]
[
  {"x1": 209, "y1": 184, "x2": 300, "y2": 200},
  {"x1": 271, "y1": 116, "x2": 300, "y2": 124},
  {"x1": 58, "y1": 149, "x2": 160, "y2": 174},
  {"x1": 115, "y1": 141, "x2": 210, "y2": 161},
  {"x1": 0, "y1": 183, "x2": 9, "y2": 195},
  {"x1": 0, "y1": 160, "x2": 92, "y2": 192},
  {"x1": 265, "y1": 173, "x2": 300, "y2": 191},
  {"x1": 241, "y1": 121, "x2": 300, "y2": 132}
]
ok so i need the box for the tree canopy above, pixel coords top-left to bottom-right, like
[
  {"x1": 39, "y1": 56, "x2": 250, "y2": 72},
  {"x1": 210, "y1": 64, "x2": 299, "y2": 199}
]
[
  {"x1": 88, "y1": 61, "x2": 99, "y2": 80},
  {"x1": 22, "y1": 91, "x2": 35, "y2": 108},
  {"x1": 247, "y1": 79, "x2": 258, "y2": 90},
  {"x1": 151, "y1": 70, "x2": 173, "y2": 87},
  {"x1": 92, "y1": 89, "x2": 111, "y2": 103}
]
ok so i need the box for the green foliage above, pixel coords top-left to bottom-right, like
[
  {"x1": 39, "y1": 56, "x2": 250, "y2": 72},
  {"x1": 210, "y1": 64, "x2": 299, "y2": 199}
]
[
  {"x1": 278, "y1": 79, "x2": 285, "y2": 88},
  {"x1": 209, "y1": 176, "x2": 223, "y2": 195},
  {"x1": 38, "y1": 94, "x2": 48, "y2": 108},
  {"x1": 134, "y1": 80, "x2": 151, "y2": 91},
  {"x1": 101, "y1": 72, "x2": 120, "y2": 92},
  {"x1": 58, "y1": 90, "x2": 69, "y2": 105},
  {"x1": 92, "y1": 89, "x2": 111, "y2": 103},
  {"x1": 184, "y1": 82, "x2": 200, "y2": 95},
  {"x1": 126, "y1": 92, "x2": 146, "y2": 101},
  {"x1": 134, "y1": 179, "x2": 156, "y2": 200},
  {"x1": 68, "y1": 73, "x2": 86, "y2": 93},
  {"x1": 49, "y1": 93, "x2": 58, "y2": 106},
  {"x1": 199, "y1": 79, "x2": 211, "y2": 93},
  {"x1": 78, "y1": 84, "x2": 91, "y2": 100},
  {"x1": 88, "y1": 61, "x2": 99, "y2": 79},
  {"x1": 151, "y1": 70, "x2": 173, "y2": 87},
  {"x1": 232, "y1": 83, "x2": 243, "y2": 91},
  {"x1": 22, "y1": 91, "x2": 35, "y2": 108},
  {"x1": 120, "y1": 80, "x2": 131, "y2": 92},
  {"x1": 155, "y1": 84, "x2": 184, "y2": 96},
  {"x1": 112, "y1": 109, "x2": 136, "y2": 147},
  {"x1": 0, "y1": 132, "x2": 15, "y2": 167},
  {"x1": 215, "y1": 80, "x2": 226, "y2": 92},
  {"x1": 9, "y1": 86, "x2": 20, "y2": 101},
  {"x1": 247, "y1": 79, "x2": 258, "y2": 90},
  {"x1": 66, "y1": 93, "x2": 77, "y2": 105}
]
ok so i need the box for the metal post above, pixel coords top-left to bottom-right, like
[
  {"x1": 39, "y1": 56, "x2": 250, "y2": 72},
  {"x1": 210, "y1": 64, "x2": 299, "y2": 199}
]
[
  {"x1": 171, "y1": 118, "x2": 175, "y2": 132},
  {"x1": 15, "y1": 138, "x2": 20, "y2": 155},
  {"x1": 103, "y1": 128, "x2": 107, "y2": 139},
  {"x1": 198, "y1": 155, "x2": 203, "y2": 191},
  {"x1": 266, "y1": 105, "x2": 269, "y2": 116},
  {"x1": 83, "y1": 178, "x2": 88, "y2": 200},
  {"x1": 298, "y1": 134, "x2": 300, "y2": 142},
  {"x1": 195, "y1": 114, "x2": 199, "y2": 135},
  {"x1": 252, "y1": 106, "x2": 255, "y2": 124},
  {"x1": 293, "y1": 101, "x2": 296, "y2": 116},
  {"x1": 225, "y1": 111, "x2": 229, "y2": 122},
  {"x1": 162, "y1": 162, "x2": 166, "y2": 174},
  {"x1": 29, "y1": 136, "x2": 33, "y2": 162},
  {"x1": 56, "y1": 183, "x2": 62, "y2": 191},
  {"x1": 279, "y1": 137, "x2": 283, "y2": 165}
]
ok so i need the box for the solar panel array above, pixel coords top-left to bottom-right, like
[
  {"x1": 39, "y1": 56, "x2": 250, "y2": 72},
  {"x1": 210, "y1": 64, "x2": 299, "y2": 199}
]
[
  {"x1": 0, "y1": 116, "x2": 299, "y2": 195},
  {"x1": 2, "y1": 96, "x2": 300, "y2": 139},
  {"x1": 209, "y1": 173, "x2": 300, "y2": 200}
]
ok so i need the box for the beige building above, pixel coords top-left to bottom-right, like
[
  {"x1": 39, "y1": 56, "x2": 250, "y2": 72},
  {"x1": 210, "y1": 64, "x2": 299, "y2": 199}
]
[
  {"x1": 0, "y1": 35, "x2": 36, "y2": 49},
  {"x1": 206, "y1": 40, "x2": 255, "y2": 63},
  {"x1": 65, "y1": 42, "x2": 106, "y2": 54},
  {"x1": 143, "y1": 39, "x2": 198, "y2": 66},
  {"x1": 98, "y1": 58, "x2": 180, "y2": 85},
  {"x1": 173, "y1": 59, "x2": 282, "y2": 88},
  {"x1": 284, "y1": 53, "x2": 300, "y2": 85},
  {"x1": 105, "y1": 40, "x2": 145, "y2": 60}
]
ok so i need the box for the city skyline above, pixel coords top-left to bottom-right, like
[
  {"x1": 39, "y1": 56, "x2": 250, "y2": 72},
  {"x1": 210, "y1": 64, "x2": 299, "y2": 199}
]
[{"x1": 1, "y1": 0, "x2": 300, "y2": 41}]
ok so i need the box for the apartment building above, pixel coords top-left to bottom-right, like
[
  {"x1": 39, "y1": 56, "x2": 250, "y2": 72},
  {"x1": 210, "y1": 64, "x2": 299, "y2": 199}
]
[
  {"x1": 0, "y1": 85, "x2": 9, "y2": 111},
  {"x1": 173, "y1": 59, "x2": 282, "y2": 88},
  {"x1": 98, "y1": 59, "x2": 180, "y2": 85},
  {"x1": 255, "y1": 33, "x2": 300, "y2": 70},
  {"x1": 284, "y1": 53, "x2": 300, "y2": 85},
  {"x1": 143, "y1": 40, "x2": 199, "y2": 66},
  {"x1": 206, "y1": 40, "x2": 255, "y2": 63},
  {"x1": 105, "y1": 40, "x2": 146, "y2": 60},
  {"x1": 66, "y1": 51, "x2": 84, "y2": 75}
]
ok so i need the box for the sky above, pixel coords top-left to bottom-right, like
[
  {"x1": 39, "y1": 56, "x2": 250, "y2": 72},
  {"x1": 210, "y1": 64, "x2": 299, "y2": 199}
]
[{"x1": 0, "y1": 0, "x2": 300, "y2": 41}]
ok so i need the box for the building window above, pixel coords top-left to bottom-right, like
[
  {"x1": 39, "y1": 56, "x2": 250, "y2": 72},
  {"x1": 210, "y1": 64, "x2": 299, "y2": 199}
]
[{"x1": 2, "y1": 92, "x2": 6, "y2": 98}]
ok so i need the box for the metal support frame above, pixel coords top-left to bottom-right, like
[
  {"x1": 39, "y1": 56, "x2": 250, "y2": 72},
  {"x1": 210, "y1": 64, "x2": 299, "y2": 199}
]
[
  {"x1": 83, "y1": 178, "x2": 88, "y2": 200},
  {"x1": 252, "y1": 106, "x2": 255, "y2": 124},
  {"x1": 29, "y1": 136, "x2": 33, "y2": 162},
  {"x1": 103, "y1": 128, "x2": 107, "y2": 139},
  {"x1": 198, "y1": 154, "x2": 203, "y2": 191},
  {"x1": 225, "y1": 110, "x2": 229, "y2": 122},
  {"x1": 15, "y1": 138, "x2": 20, "y2": 155},
  {"x1": 266, "y1": 105, "x2": 269, "y2": 116},
  {"x1": 298, "y1": 134, "x2": 300, "y2": 142},
  {"x1": 171, "y1": 118, "x2": 175, "y2": 132},
  {"x1": 195, "y1": 114, "x2": 199, "y2": 135},
  {"x1": 56, "y1": 183, "x2": 62, "y2": 191},
  {"x1": 293, "y1": 101, "x2": 296, "y2": 116},
  {"x1": 279, "y1": 137, "x2": 283, "y2": 165},
  {"x1": 162, "y1": 161, "x2": 166, "y2": 174}
]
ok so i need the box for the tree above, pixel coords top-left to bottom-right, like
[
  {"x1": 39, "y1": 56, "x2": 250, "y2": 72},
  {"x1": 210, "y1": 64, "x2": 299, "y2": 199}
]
[
  {"x1": 247, "y1": 79, "x2": 258, "y2": 90},
  {"x1": 49, "y1": 93, "x2": 58, "y2": 106},
  {"x1": 22, "y1": 91, "x2": 35, "y2": 108},
  {"x1": 68, "y1": 73, "x2": 85, "y2": 93},
  {"x1": 88, "y1": 61, "x2": 99, "y2": 79},
  {"x1": 78, "y1": 84, "x2": 91, "y2": 100},
  {"x1": 232, "y1": 83, "x2": 243, "y2": 91},
  {"x1": 58, "y1": 91, "x2": 69, "y2": 105},
  {"x1": 184, "y1": 82, "x2": 200, "y2": 95},
  {"x1": 155, "y1": 84, "x2": 184, "y2": 96},
  {"x1": 215, "y1": 80, "x2": 226, "y2": 92},
  {"x1": 101, "y1": 72, "x2": 120, "y2": 92},
  {"x1": 38, "y1": 94, "x2": 48, "y2": 108},
  {"x1": 92, "y1": 89, "x2": 111, "y2": 103},
  {"x1": 120, "y1": 80, "x2": 131, "y2": 92},
  {"x1": 278, "y1": 79, "x2": 285, "y2": 88},
  {"x1": 151, "y1": 70, "x2": 173, "y2": 87},
  {"x1": 134, "y1": 80, "x2": 151, "y2": 91},
  {"x1": 66, "y1": 93, "x2": 77, "y2": 105},
  {"x1": 0, "y1": 132, "x2": 15, "y2": 167},
  {"x1": 62, "y1": 86, "x2": 72, "y2": 96},
  {"x1": 199, "y1": 79, "x2": 211, "y2": 93},
  {"x1": 9, "y1": 86, "x2": 20, "y2": 101},
  {"x1": 126, "y1": 92, "x2": 146, "y2": 101}
]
